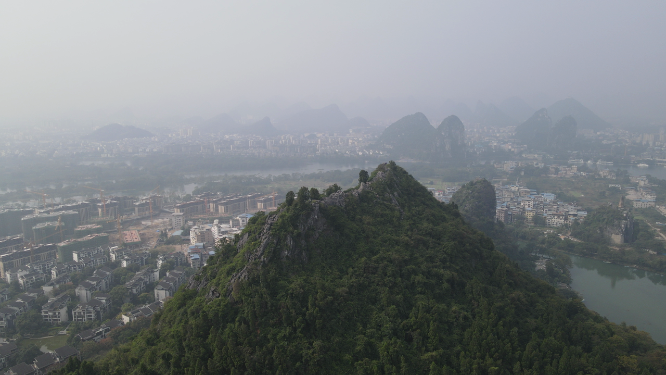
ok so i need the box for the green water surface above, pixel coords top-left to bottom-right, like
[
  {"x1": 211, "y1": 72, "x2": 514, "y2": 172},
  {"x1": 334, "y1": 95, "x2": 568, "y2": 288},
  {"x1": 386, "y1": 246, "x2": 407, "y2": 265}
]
[{"x1": 569, "y1": 255, "x2": 666, "y2": 344}]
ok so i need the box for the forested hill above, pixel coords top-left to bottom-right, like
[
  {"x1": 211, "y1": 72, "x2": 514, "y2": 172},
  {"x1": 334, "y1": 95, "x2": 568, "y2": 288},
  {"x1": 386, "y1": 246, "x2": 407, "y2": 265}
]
[{"x1": 59, "y1": 163, "x2": 666, "y2": 374}]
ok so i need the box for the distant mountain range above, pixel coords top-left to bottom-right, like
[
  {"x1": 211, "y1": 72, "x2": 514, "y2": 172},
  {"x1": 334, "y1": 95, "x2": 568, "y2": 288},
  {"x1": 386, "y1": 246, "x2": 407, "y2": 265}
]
[
  {"x1": 82, "y1": 123, "x2": 153, "y2": 141},
  {"x1": 196, "y1": 104, "x2": 371, "y2": 136},
  {"x1": 188, "y1": 96, "x2": 608, "y2": 136}
]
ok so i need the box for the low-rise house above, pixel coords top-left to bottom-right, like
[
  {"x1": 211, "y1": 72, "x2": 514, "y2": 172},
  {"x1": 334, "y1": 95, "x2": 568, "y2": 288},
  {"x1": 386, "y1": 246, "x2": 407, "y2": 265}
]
[
  {"x1": 72, "y1": 295, "x2": 110, "y2": 322},
  {"x1": 122, "y1": 302, "x2": 162, "y2": 324},
  {"x1": 41, "y1": 293, "x2": 70, "y2": 324},
  {"x1": 30, "y1": 346, "x2": 81, "y2": 373},
  {"x1": 6, "y1": 301, "x2": 28, "y2": 315},
  {"x1": 75, "y1": 254, "x2": 108, "y2": 269},
  {"x1": 76, "y1": 320, "x2": 124, "y2": 343},
  {"x1": 5, "y1": 267, "x2": 30, "y2": 284},
  {"x1": 0, "y1": 289, "x2": 11, "y2": 303},
  {"x1": 25, "y1": 259, "x2": 57, "y2": 275},
  {"x1": 18, "y1": 271, "x2": 47, "y2": 290},
  {"x1": 156, "y1": 252, "x2": 186, "y2": 269},
  {"x1": 33, "y1": 352, "x2": 58, "y2": 374},
  {"x1": 15, "y1": 294, "x2": 35, "y2": 308},
  {"x1": 92, "y1": 267, "x2": 113, "y2": 290},
  {"x1": 75, "y1": 273, "x2": 110, "y2": 303},
  {"x1": 154, "y1": 276, "x2": 179, "y2": 302},
  {"x1": 0, "y1": 342, "x2": 18, "y2": 370},
  {"x1": 72, "y1": 246, "x2": 106, "y2": 262},
  {"x1": 124, "y1": 269, "x2": 159, "y2": 295},
  {"x1": 42, "y1": 275, "x2": 71, "y2": 297},
  {"x1": 0, "y1": 308, "x2": 20, "y2": 331},
  {"x1": 4, "y1": 362, "x2": 35, "y2": 375},
  {"x1": 109, "y1": 247, "x2": 132, "y2": 262},
  {"x1": 120, "y1": 252, "x2": 149, "y2": 268}
]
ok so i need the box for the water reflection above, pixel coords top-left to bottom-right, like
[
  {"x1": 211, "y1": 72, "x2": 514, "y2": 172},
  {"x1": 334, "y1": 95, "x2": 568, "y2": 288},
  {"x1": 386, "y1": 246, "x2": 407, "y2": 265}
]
[
  {"x1": 571, "y1": 256, "x2": 637, "y2": 288},
  {"x1": 569, "y1": 255, "x2": 666, "y2": 344}
]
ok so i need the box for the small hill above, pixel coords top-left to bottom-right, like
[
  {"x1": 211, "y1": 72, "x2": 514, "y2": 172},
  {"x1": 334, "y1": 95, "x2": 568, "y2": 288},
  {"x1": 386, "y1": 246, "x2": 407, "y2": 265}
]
[
  {"x1": 515, "y1": 108, "x2": 552, "y2": 149},
  {"x1": 437, "y1": 115, "x2": 466, "y2": 159},
  {"x1": 197, "y1": 113, "x2": 238, "y2": 134},
  {"x1": 237, "y1": 117, "x2": 282, "y2": 137},
  {"x1": 548, "y1": 98, "x2": 610, "y2": 131},
  {"x1": 82, "y1": 123, "x2": 153, "y2": 142},
  {"x1": 377, "y1": 112, "x2": 438, "y2": 160},
  {"x1": 277, "y1": 104, "x2": 349, "y2": 133},
  {"x1": 451, "y1": 178, "x2": 496, "y2": 225},
  {"x1": 68, "y1": 162, "x2": 666, "y2": 374}
]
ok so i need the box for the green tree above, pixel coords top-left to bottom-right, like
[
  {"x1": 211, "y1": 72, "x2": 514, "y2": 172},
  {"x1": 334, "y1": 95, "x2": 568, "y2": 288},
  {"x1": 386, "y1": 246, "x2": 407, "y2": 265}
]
[
  {"x1": 110, "y1": 285, "x2": 129, "y2": 307},
  {"x1": 285, "y1": 191, "x2": 295, "y2": 206},
  {"x1": 297, "y1": 186, "x2": 309, "y2": 204},
  {"x1": 324, "y1": 184, "x2": 341, "y2": 196},
  {"x1": 9, "y1": 344, "x2": 42, "y2": 367},
  {"x1": 533, "y1": 215, "x2": 546, "y2": 226},
  {"x1": 16, "y1": 310, "x2": 49, "y2": 336},
  {"x1": 359, "y1": 170, "x2": 369, "y2": 183},
  {"x1": 121, "y1": 303, "x2": 134, "y2": 313},
  {"x1": 309, "y1": 187, "x2": 321, "y2": 200}
]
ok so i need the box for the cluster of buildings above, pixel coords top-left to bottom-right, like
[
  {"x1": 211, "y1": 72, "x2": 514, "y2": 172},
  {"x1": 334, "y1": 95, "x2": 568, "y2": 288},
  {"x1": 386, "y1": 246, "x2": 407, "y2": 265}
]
[
  {"x1": 624, "y1": 176, "x2": 657, "y2": 208},
  {"x1": 172, "y1": 192, "x2": 280, "y2": 222},
  {"x1": 494, "y1": 184, "x2": 587, "y2": 226}
]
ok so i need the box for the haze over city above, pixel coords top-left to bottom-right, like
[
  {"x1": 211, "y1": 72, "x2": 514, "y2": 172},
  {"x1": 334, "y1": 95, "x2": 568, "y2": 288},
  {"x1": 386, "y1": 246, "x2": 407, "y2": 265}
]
[{"x1": 1, "y1": 1, "x2": 666, "y2": 127}]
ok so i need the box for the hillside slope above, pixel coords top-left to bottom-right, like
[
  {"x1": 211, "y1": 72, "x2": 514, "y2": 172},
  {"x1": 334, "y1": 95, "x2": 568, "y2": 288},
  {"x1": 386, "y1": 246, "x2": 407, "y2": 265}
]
[{"x1": 67, "y1": 163, "x2": 666, "y2": 374}]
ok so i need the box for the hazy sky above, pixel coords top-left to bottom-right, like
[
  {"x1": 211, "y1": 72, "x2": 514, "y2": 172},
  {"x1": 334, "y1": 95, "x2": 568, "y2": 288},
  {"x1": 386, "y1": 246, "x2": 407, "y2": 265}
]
[{"x1": 1, "y1": 1, "x2": 665, "y2": 123}]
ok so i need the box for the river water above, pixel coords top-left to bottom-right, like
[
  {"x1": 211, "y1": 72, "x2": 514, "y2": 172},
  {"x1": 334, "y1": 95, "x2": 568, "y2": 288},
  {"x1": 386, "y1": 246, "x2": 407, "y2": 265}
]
[{"x1": 569, "y1": 255, "x2": 666, "y2": 344}]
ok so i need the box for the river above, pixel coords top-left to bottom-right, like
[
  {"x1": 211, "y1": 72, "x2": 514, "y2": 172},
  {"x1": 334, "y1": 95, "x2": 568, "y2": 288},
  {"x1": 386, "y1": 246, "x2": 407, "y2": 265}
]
[{"x1": 569, "y1": 255, "x2": 666, "y2": 344}]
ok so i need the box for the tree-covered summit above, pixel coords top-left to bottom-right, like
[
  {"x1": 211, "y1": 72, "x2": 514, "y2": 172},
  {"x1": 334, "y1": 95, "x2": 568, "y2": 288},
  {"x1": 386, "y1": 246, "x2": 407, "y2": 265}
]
[{"x1": 57, "y1": 162, "x2": 666, "y2": 374}]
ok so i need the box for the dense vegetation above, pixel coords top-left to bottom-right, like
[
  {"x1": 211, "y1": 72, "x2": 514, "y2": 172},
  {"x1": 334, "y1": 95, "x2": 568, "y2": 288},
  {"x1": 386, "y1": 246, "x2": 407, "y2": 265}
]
[
  {"x1": 571, "y1": 206, "x2": 631, "y2": 245},
  {"x1": 450, "y1": 179, "x2": 496, "y2": 229},
  {"x1": 56, "y1": 163, "x2": 666, "y2": 374}
]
